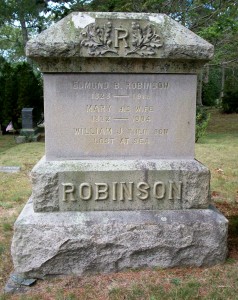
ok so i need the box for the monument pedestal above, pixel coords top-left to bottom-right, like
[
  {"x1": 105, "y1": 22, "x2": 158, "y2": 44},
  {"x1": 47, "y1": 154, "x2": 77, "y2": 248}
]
[
  {"x1": 31, "y1": 157, "x2": 211, "y2": 212},
  {"x1": 12, "y1": 198, "x2": 228, "y2": 278}
]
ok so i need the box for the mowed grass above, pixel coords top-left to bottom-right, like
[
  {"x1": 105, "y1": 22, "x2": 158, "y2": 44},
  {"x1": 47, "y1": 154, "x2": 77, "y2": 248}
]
[
  {"x1": 195, "y1": 108, "x2": 238, "y2": 204},
  {"x1": 0, "y1": 138, "x2": 44, "y2": 293},
  {"x1": 2, "y1": 262, "x2": 238, "y2": 299},
  {"x1": 0, "y1": 135, "x2": 16, "y2": 154},
  {"x1": 0, "y1": 139, "x2": 45, "y2": 209},
  {"x1": 0, "y1": 108, "x2": 238, "y2": 299}
]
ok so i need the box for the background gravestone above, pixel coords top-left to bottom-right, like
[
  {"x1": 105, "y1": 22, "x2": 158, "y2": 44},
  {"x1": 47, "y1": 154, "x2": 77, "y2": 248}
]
[
  {"x1": 11, "y1": 12, "x2": 228, "y2": 278},
  {"x1": 21, "y1": 108, "x2": 36, "y2": 130},
  {"x1": 16, "y1": 108, "x2": 40, "y2": 143}
]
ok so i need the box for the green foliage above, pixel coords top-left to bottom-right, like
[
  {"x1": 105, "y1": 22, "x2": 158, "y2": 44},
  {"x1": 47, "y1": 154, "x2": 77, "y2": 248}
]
[
  {"x1": 202, "y1": 67, "x2": 221, "y2": 106},
  {"x1": 0, "y1": 24, "x2": 25, "y2": 61},
  {"x1": 0, "y1": 0, "x2": 48, "y2": 61},
  {"x1": 222, "y1": 90, "x2": 238, "y2": 114},
  {"x1": 0, "y1": 58, "x2": 43, "y2": 131},
  {"x1": 196, "y1": 106, "x2": 210, "y2": 142},
  {"x1": 222, "y1": 69, "x2": 238, "y2": 113},
  {"x1": 0, "y1": 58, "x2": 16, "y2": 128},
  {"x1": 15, "y1": 63, "x2": 43, "y2": 119}
]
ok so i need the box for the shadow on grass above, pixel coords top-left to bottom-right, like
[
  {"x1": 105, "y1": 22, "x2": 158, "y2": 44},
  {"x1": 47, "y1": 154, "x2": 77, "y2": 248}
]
[{"x1": 228, "y1": 216, "x2": 238, "y2": 260}]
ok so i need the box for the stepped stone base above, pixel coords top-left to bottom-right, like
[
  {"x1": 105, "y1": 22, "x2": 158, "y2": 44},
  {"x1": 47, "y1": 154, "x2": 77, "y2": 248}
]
[
  {"x1": 31, "y1": 157, "x2": 210, "y2": 212},
  {"x1": 11, "y1": 199, "x2": 228, "y2": 279},
  {"x1": 15, "y1": 133, "x2": 41, "y2": 144},
  {"x1": 16, "y1": 128, "x2": 41, "y2": 144},
  {"x1": 20, "y1": 128, "x2": 39, "y2": 136}
]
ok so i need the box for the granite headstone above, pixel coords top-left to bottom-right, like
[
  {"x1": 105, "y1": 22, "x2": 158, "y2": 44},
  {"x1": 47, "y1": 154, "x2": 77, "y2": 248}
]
[
  {"x1": 21, "y1": 108, "x2": 36, "y2": 130},
  {"x1": 16, "y1": 108, "x2": 40, "y2": 143},
  {"x1": 11, "y1": 12, "x2": 228, "y2": 278},
  {"x1": 15, "y1": 107, "x2": 40, "y2": 144}
]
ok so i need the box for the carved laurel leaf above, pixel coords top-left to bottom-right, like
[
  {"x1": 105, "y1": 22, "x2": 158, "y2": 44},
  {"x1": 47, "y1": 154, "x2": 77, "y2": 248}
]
[
  {"x1": 80, "y1": 22, "x2": 118, "y2": 56},
  {"x1": 82, "y1": 40, "x2": 98, "y2": 47},
  {"x1": 139, "y1": 50, "x2": 155, "y2": 56},
  {"x1": 143, "y1": 25, "x2": 153, "y2": 43},
  {"x1": 126, "y1": 22, "x2": 163, "y2": 56},
  {"x1": 150, "y1": 41, "x2": 162, "y2": 48},
  {"x1": 104, "y1": 22, "x2": 112, "y2": 42}
]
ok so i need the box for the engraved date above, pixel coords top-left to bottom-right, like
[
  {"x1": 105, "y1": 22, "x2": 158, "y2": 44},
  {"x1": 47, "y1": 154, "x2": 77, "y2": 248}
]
[
  {"x1": 91, "y1": 116, "x2": 111, "y2": 122},
  {"x1": 92, "y1": 93, "x2": 111, "y2": 100}
]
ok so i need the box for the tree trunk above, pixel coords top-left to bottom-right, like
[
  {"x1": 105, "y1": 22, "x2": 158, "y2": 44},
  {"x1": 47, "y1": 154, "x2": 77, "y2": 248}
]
[
  {"x1": 197, "y1": 70, "x2": 203, "y2": 106},
  {"x1": 219, "y1": 63, "x2": 225, "y2": 101},
  {"x1": 19, "y1": 15, "x2": 28, "y2": 48},
  {"x1": 204, "y1": 64, "x2": 209, "y2": 84},
  {"x1": 19, "y1": 13, "x2": 32, "y2": 64}
]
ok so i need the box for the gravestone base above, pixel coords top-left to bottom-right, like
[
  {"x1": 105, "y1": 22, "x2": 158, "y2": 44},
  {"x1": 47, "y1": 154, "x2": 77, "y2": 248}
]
[
  {"x1": 11, "y1": 198, "x2": 228, "y2": 279},
  {"x1": 31, "y1": 133, "x2": 41, "y2": 142},
  {"x1": 17, "y1": 128, "x2": 41, "y2": 143},
  {"x1": 20, "y1": 128, "x2": 39, "y2": 136},
  {"x1": 31, "y1": 157, "x2": 211, "y2": 212}
]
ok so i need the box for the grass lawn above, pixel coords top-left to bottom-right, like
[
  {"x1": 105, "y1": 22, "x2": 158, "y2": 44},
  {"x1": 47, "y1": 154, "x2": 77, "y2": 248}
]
[
  {"x1": 0, "y1": 108, "x2": 238, "y2": 299},
  {"x1": 195, "y1": 108, "x2": 238, "y2": 205}
]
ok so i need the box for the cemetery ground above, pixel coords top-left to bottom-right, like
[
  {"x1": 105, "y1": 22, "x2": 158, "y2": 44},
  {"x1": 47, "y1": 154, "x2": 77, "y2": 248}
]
[{"x1": 0, "y1": 108, "x2": 237, "y2": 300}]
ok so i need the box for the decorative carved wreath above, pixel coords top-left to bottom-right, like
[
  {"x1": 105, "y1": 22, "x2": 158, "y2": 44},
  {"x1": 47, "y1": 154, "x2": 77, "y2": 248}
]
[{"x1": 80, "y1": 21, "x2": 163, "y2": 57}]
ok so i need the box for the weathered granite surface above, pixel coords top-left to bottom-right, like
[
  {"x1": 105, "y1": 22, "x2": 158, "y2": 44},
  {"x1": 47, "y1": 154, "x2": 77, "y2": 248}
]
[
  {"x1": 26, "y1": 12, "x2": 213, "y2": 60},
  {"x1": 31, "y1": 157, "x2": 210, "y2": 212},
  {"x1": 11, "y1": 199, "x2": 228, "y2": 278},
  {"x1": 25, "y1": 12, "x2": 213, "y2": 73},
  {"x1": 44, "y1": 73, "x2": 197, "y2": 160}
]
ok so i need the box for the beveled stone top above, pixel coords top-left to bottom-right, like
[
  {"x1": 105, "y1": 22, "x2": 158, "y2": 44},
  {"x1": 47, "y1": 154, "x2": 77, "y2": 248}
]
[{"x1": 26, "y1": 12, "x2": 213, "y2": 72}]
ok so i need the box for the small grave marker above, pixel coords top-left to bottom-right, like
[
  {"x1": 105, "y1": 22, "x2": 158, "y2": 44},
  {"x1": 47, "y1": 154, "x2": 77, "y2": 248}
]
[{"x1": 0, "y1": 166, "x2": 20, "y2": 173}]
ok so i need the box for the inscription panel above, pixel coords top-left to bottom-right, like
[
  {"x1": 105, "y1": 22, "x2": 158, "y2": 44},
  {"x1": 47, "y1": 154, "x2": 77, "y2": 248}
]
[{"x1": 44, "y1": 74, "x2": 196, "y2": 160}]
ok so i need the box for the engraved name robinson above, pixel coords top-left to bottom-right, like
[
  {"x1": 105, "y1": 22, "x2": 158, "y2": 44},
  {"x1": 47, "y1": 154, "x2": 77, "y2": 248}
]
[{"x1": 61, "y1": 180, "x2": 182, "y2": 202}]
